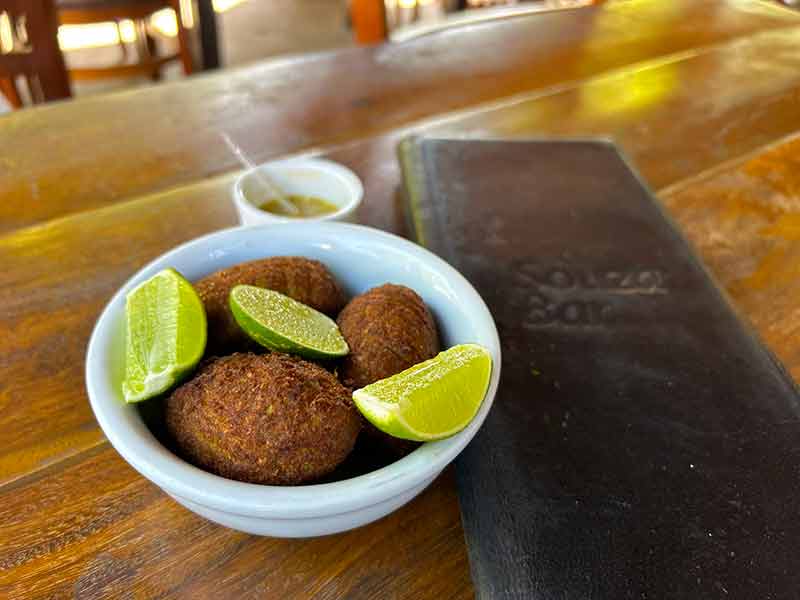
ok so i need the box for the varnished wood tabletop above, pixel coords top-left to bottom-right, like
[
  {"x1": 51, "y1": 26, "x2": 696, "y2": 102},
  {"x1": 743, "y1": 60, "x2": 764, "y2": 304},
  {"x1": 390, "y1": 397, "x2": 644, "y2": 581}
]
[
  {"x1": 3, "y1": 0, "x2": 800, "y2": 232},
  {"x1": 3, "y1": 1, "x2": 800, "y2": 597}
]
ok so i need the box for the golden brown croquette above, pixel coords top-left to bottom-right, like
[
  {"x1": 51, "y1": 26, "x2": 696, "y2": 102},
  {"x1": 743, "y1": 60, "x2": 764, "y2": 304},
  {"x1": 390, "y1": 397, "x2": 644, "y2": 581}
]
[
  {"x1": 194, "y1": 257, "x2": 345, "y2": 353},
  {"x1": 337, "y1": 284, "x2": 439, "y2": 389},
  {"x1": 165, "y1": 352, "x2": 361, "y2": 485},
  {"x1": 337, "y1": 284, "x2": 440, "y2": 458}
]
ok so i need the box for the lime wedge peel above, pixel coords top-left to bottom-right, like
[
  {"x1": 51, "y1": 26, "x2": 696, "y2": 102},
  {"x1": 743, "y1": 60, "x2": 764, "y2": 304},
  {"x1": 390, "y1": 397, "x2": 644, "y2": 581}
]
[
  {"x1": 353, "y1": 343, "x2": 492, "y2": 442},
  {"x1": 122, "y1": 268, "x2": 207, "y2": 403},
  {"x1": 229, "y1": 285, "x2": 349, "y2": 359}
]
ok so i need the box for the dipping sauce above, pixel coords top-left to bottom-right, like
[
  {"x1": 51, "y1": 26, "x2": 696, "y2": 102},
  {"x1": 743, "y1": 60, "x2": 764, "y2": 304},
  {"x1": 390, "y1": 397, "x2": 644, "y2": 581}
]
[{"x1": 259, "y1": 195, "x2": 339, "y2": 218}]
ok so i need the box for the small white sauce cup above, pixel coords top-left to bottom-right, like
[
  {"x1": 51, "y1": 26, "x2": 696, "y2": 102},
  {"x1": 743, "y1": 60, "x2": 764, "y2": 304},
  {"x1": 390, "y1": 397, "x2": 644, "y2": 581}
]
[{"x1": 233, "y1": 157, "x2": 363, "y2": 226}]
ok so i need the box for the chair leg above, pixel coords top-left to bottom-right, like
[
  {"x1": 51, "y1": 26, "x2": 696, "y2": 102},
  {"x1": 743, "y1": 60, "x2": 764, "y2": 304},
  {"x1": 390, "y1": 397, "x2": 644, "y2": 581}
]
[
  {"x1": 0, "y1": 77, "x2": 23, "y2": 109},
  {"x1": 147, "y1": 31, "x2": 158, "y2": 56},
  {"x1": 147, "y1": 33, "x2": 161, "y2": 81},
  {"x1": 350, "y1": 0, "x2": 388, "y2": 44},
  {"x1": 133, "y1": 19, "x2": 161, "y2": 81},
  {"x1": 116, "y1": 20, "x2": 129, "y2": 63},
  {"x1": 172, "y1": 0, "x2": 194, "y2": 75}
]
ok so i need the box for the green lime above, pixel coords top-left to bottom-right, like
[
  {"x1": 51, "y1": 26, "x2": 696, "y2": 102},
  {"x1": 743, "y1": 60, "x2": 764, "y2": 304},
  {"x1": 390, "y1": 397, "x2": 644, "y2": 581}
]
[
  {"x1": 122, "y1": 268, "x2": 206, "y2": 403},
  {"x1": 352, "y1": 343, "x2": 492, "y2": 442},
  {"x1": 229, "y1": 285, "x2": 349, "y2": 359}
]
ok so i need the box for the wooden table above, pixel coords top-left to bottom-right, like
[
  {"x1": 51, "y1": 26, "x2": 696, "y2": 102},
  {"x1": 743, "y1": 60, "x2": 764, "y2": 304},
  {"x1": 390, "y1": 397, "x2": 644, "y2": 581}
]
[{"x1": 3, "y1": 1, "x2": 800, "y2": 597}]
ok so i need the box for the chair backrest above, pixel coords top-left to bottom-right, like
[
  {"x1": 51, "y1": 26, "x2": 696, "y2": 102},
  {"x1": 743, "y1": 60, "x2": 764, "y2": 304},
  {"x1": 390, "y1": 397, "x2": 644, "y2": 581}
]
[{"x1": 0, "y1": 0, "x2": 71, "y2": 105}]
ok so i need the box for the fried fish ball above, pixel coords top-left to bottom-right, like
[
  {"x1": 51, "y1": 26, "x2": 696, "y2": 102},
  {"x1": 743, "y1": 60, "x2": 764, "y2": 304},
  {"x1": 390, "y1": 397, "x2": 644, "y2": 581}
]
[
  {"x1": 165, "y1": 352, "x2": 361, "y2": 485},
  {"x1": 194, "y1": 257, "x2": 345, "y2": 352},
  {"x1": 337, "y1": 284, "x2": 440, "y2": 389},
  {"x1": 337, "y1": 284, "x2": 440, "y2": 458}
]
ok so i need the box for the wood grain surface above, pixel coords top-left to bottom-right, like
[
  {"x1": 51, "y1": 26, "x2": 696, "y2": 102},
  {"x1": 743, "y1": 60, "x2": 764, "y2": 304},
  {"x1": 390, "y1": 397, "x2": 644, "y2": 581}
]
[
  {"x1": 0, "y1": 448, "x2": 470, "y2": 599},
  {"x1": 3, "y1": 1, "x2": 800, "y2": 598},
  {"x1": 661, "y1": 133, "x2": 800, "y2": 382},
  {"x1": 2, "y1": 0, "x2": 799, "y2": 232},
  {"x1": 0, "y1": 177, "x2": 237, "y2": 487}
]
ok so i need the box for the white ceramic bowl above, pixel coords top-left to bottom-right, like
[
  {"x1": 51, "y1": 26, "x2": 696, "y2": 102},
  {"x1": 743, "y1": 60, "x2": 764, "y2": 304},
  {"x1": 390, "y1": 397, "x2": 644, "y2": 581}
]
[
  {"x1": 233, "y1": 158, "x2": 363, "y2": 226},
  {"x1": 86, "y1": 223, "x2": 501, "y2": 537}
]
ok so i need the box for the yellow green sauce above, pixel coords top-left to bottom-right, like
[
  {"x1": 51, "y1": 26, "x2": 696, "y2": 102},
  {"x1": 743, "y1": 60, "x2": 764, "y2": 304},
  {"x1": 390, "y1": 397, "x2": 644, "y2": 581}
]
[{"x1": 259, "y1": 195, "x2": 338, "y2": 218}]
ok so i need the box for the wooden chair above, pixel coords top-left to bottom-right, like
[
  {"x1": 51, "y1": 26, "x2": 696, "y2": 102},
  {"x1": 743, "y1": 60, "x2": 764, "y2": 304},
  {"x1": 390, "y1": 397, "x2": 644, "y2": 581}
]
[
  {"x1": 0, "y1": 0, "x2": 71, "y2": 108},
  {"x1": 57, "y1": 0, "x2": 194, "y2": 81}
]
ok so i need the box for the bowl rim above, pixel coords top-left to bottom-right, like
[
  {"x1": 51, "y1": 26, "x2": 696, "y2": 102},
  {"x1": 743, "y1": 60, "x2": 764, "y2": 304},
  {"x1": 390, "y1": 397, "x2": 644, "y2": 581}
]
[
  {"x1": 86, "y1": 222, "x2": 501, "y2": 519},
  {"x1": 233, "y1": 157, "x2": 364, "y2": 224}
]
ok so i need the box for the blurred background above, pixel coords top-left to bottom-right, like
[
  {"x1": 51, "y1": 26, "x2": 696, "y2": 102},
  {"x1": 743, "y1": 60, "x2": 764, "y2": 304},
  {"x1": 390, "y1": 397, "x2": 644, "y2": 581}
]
[
  {"x1": 2, "y1": 0, "x2": 797, "y2": 112},
  {"x1": 60, "y1": 0, "x2": 352, "y2": 79},
  {"x1": 0, "y1": 0, "x2": 600, "y2": 111}
]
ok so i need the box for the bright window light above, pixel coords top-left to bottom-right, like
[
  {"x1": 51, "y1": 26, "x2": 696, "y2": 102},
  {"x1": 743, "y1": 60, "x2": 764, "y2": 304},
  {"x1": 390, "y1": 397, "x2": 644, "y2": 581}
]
[{"x1": 56, "y1": 0, "x2": 245, "y2": 52}]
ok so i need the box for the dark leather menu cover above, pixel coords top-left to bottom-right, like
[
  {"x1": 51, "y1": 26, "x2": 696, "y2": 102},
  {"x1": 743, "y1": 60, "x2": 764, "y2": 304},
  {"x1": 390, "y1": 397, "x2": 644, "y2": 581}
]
[{"x1": 398, "y1": 138, "x2": 800, "y2": 599}]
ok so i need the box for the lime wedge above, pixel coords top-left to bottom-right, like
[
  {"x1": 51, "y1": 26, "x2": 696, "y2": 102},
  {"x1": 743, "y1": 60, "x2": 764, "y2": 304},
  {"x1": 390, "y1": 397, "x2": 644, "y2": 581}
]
[
  {"x1": 352, "y1": 343, "x2": 492, "y2": 442},
  {"x1": 122, "y1": 268, "x2": 207, "y2": 403},
  {"x1": 229, "y1": 285, "x2": 349, "y2": 359}
]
